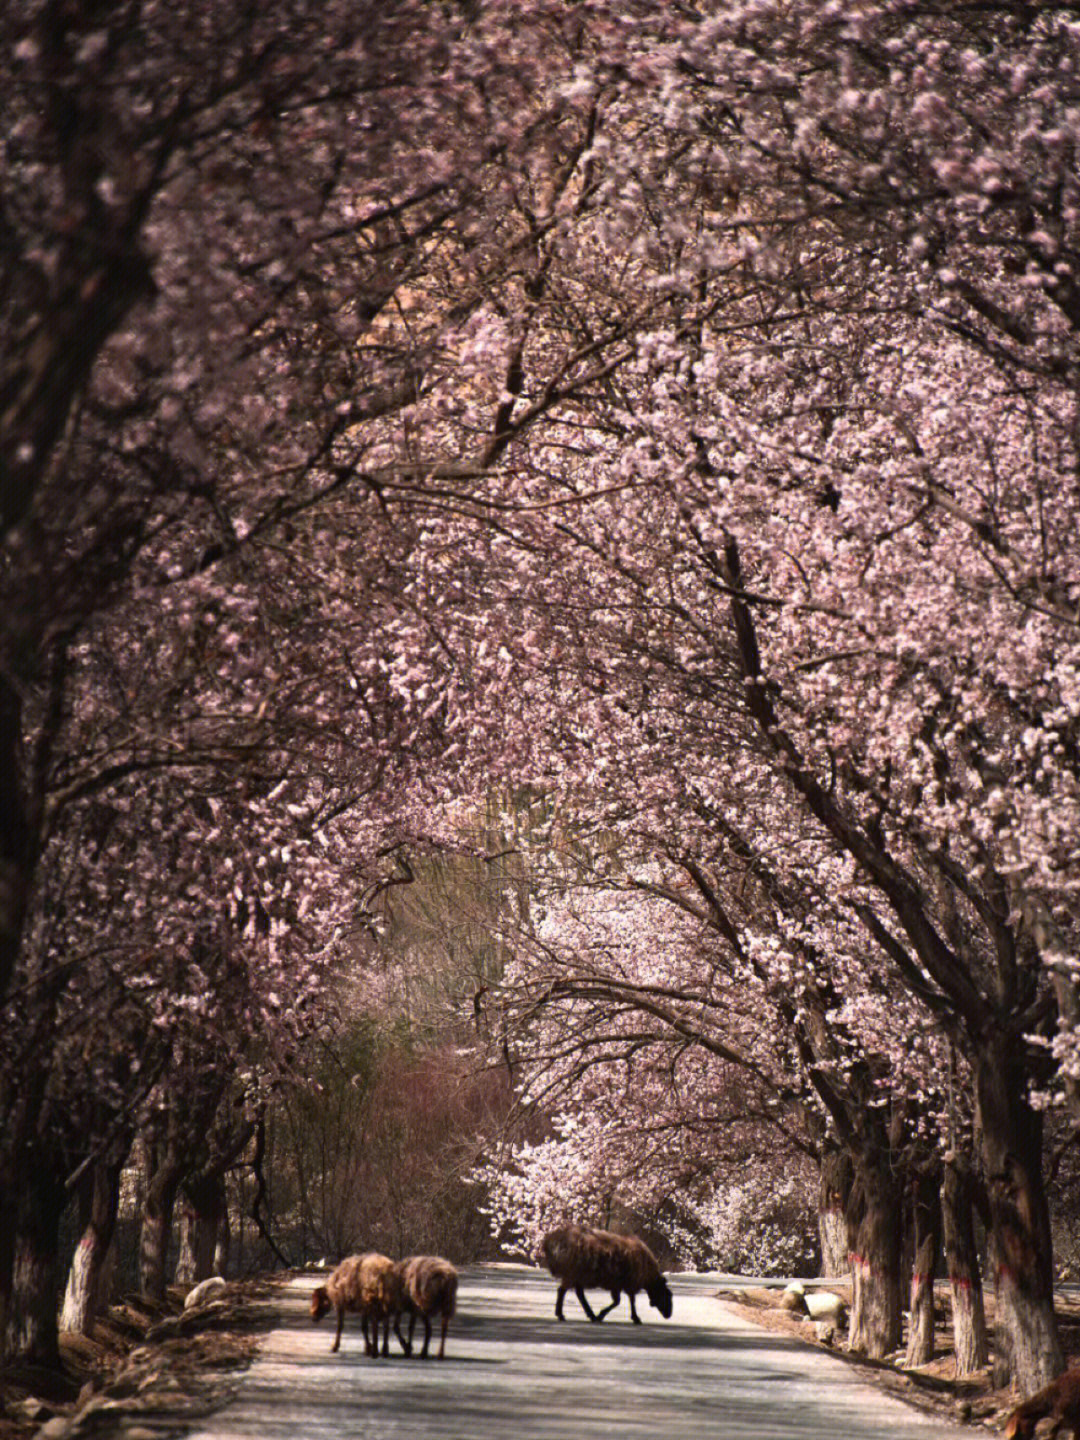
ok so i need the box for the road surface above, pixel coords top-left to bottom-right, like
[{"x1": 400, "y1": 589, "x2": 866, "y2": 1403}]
[{"x1": 186, "y1": 1266, "x2": 975, "y2": 1440}]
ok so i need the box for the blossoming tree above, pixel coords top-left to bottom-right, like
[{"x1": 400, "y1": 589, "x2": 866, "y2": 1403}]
[
  {"x1": 383, "y1": 0, "x2": 1080, "y2": 1392},
  {"x1": 0, "y1": 0, "x2": 612, "y2": 1363},
  {"x1": 4, "y1": 0, "x2": 1079, "y2": 1401}
]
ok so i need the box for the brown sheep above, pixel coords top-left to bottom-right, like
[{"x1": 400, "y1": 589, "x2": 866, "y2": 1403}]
[
  {"x1": 397, "y1": 1255, "x2": 458, "y2": 1359},
  {"x1": 541, "y1": 1223, "x2": 673, "y2": 1324},
  {"x1": 1003, "y1": 1368, "x2": 1080, "y2": 1440},
  {"x1": 310, "y1": 1253, "x2": 404, "y2": 1356}
]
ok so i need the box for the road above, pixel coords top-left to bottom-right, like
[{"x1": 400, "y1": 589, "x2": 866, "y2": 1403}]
[{"x1": 186, "y1": 1266, "x2": 975, "y2": 1440}]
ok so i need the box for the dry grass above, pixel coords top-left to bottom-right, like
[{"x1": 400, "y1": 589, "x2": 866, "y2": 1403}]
[{"x1": 0, "y1": 1281, "x2": 273, "y2": 1440}]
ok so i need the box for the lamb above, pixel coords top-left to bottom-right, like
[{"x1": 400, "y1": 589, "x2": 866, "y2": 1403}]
[
  {"x1": 540, "y1": 1223, "x2": 673, "y2": 1324},
  {"x1": 310, "y1": 1252, "x2": 404, "y2": 1356},
  {"x1": 779, "y1": 1280, "x2": 848, "y2": 1327},
  {"x1": 1003, "y1": 1368, "x2": 1080, "y2": 1440},
  {"x1": 183, "y1": 1275, "x2": 227, "y2": 1312},
  {"x1": 397, "y1": 1255, "x2": 458, "y2": 1359}
]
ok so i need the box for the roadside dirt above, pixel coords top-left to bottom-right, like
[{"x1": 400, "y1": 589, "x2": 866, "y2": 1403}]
[
  {"x1": 0, "y1": 1281, "x2": 277, "y2": 1440},
  {"x1": 716, "y1": 1282, "x2": 1080, "y2": 1434}
]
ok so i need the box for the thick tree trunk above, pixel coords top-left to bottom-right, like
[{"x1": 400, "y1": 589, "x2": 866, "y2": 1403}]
[
  {"x1": 0, "y1": 1076, "x2": 53, "y2": 1362},
  {"x1": 942, "y1": 1156, "x2": 989, "y2": 1375},
  {"x1": 4, "y1": 1163, "x2": 68, "y2": 1365},
  {"x1": 177, "y1": 1172, "x2": 227, "y2": 1285},
  {"x1": 0, "y1": 1182, "x2": 15, "y2": 1361},
  {"x1": 847, "y1": 1155, "x2": 903, "y2": 1358},
  {"x1": 140, "y1": 1154, "x2": 184, "y2": 1302},
  {"x1": 905, "y1": 1164, "x2": 941, "y2": 1367},
  {"x1": 175, "y1": 1205, "x2": 197, "y2": 1288},
  {"x1": 61, "y1": 1160, "x2": 122, "y2": 1334},
  {"x1": 975, "y1": 1044, "x2": 1062, "y2": 1395},
  {"x1": 818, "y1": 1148, "x2": 852, "y2": 1278}
]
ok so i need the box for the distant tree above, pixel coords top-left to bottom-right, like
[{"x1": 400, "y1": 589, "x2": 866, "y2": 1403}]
[{"x1": 269, "y1": 1017, "x2": 511, "y2": 1263}]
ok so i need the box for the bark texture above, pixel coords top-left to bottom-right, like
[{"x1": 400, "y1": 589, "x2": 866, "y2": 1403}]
[
  {"x1": 4, "y1": 1165, "x2": 67, "y2": 1364},
  {"x1": 904, "y1": 1164, "x2": 941, "y2": 1367},
  {"x1": 140, "y1": 1151, "x2": 184, "y2": 1302},
  {"x1": 976, "y1": 1045, "x2": 1062, "y2": 1394},
  {"x1": 846, "y1": 1156, "x2": 903, "y2": 1358},
  {"x1": 942, "y1": 1156, "x2": 989, "y2": 1375},
  {"x1": 176, "y1": 1173, "x2": 226, "y2": 1286},
  {"x1": 61, "y1": 1160, "x2": 122, "y2": 1334},
  {"x1": 819, "y1": 1149, "x2": 852, "y2": 1278}
]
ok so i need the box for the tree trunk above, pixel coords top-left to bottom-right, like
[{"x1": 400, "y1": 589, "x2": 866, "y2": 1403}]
[
  {"x1": 847, "y1": 1154, "x2": 903, "y2": 1358},
  {"x1": 0, "y1": 1076, "x2": 54, "y2": 1362},
  {"x1": 62, "y1": 1160, "x2": 122, "y2": 1334},
  {"x1": 975, "y1": 1043, "x2": 1062, "y2": 1395},
  {"x1": 0, "y1": 1181, "x2": 15, "y2": 1362},
  {"x1": 0, "y1": 678, "x2": 36, "y2": 1356},
  {"x1": 905, "y1": 1164, "x2": 941, "y2": 1366},
  {"x1": 0, "y1": 241, "x2": 154, "y2": 540},
  {"x1": 175, "y1": 1204, "x2": 197, "y2": 1288},
  {"x1": 140, "y1": 1153, "x2": 184, "y2": 1302},
  {"x1": 942, "y1": 1155, "x2": 989, "y2": 1375},
  {"x1": 178, "y1": 1172, "x2": 227, "y2": 1285},
  {"x1": 214, "y1": 1192, "x2": 231, "y2": 1277},
  {"x1": 0, "y1": 679, "x2": 33, "y2": 1006},
  {"x1": 819, "y1": 1148, "x2": 852, "y2": 1278},
  {"x1": 846, "y1": 1169, "x2": 866, "y2": 1346},
  {"x1": 4, "y1": 1162, "x2": 68, "y2": 1365}
]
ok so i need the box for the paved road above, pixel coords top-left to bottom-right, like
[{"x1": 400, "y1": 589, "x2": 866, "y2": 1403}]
[{"x1": 186, "y1": 1266, "x2": 975, "y2": 1440}]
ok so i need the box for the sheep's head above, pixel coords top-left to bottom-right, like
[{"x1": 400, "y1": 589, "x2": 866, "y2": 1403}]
[
  {"x1": 310, "y1": 1286, "x2": 331, "y2": 1322},
  {"x1": 1004, "y1": 1418, "x2": 1035, "y2": 1440},
  {"x1": 647, "y1": 1277, "x2": 673, "y2": 1319}
]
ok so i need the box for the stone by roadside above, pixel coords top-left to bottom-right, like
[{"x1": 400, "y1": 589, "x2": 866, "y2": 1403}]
[
  {"x1": 715, "y1": 1282, "x2": 1080, "y2": 1434},
  {"x1": 0, "y1": 1281, "x2": 278, "y2": 1440}
]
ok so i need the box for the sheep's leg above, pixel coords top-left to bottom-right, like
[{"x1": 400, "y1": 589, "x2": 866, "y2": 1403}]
[
  {"x1": 627, "y1": 1293, "x2": 642, "y2": 1324},
  {"x1": 575, "y1": 1286, "x2": 600, "y2": 1321},
  {"x1": 332, "y1": 1305, "x2": 345, "y2": 1353},
  {"x1": 394, "y1": 1312, "x2": 412, "y2": 1355},
  {"x1": 381, "y1": 1314, "x2": 392, "y2": 1357},
  {"x1": 419, "y1": 1313, "x2": 433, "y2": 1358},
  {"x1": 437, "y1": 1309, "x2": 449, "y2": 1359},
  {"x1": 407, "y1": 1311, "x2": 419, "y2": 1356},
  {"x1": 555, "y1": 1283, "x2": 569, "y2": 1320},
  {"x1": 360, "y1": 1314, "x2": 374, "y2": 1357},
  {"x1": 595, "y1": 1291, "x2": 621, "y2": 1321}
]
